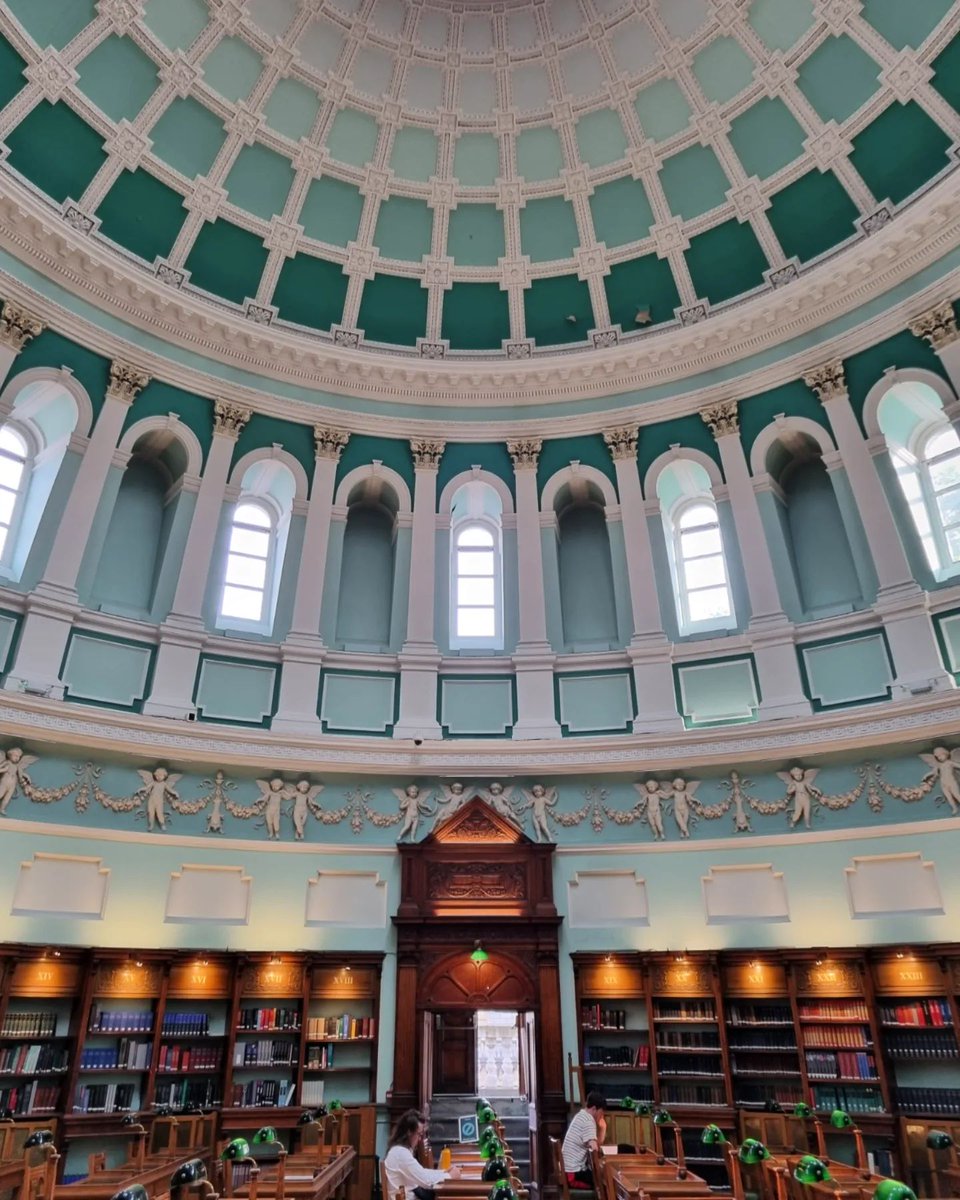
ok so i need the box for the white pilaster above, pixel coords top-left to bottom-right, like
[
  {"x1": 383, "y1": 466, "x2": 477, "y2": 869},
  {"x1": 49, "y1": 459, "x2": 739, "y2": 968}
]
[
  {"x1": 909, "y1": 301, "x2": 960, "y2": 395},
  {"x1": 805, "y1": 360, "x2": 952, "y2": 697},
  {"x1": 142, "y1": 399, "x2": 251, "y2": 719},
  {"x1": 273, "y1": 427, "x2": 349, "y2": 733},
  {"x1": 701, "y1": 402, "x2": 810, "y2": 720},
  {"x1": 0, "y1": 302, "x2": 43, "y2": 391},
  {"x1": 510, "y1": 439, "x2": 561, "y2": 739},
  {"x1": 3, "y1": 361, "x2": 148, "y2": 698},
  {"x1": 393, "y1": 440, "x2": 444, "y2": 740},
  {"x1": 604, "y1": 426, "x2": 680, "y2": 733}
]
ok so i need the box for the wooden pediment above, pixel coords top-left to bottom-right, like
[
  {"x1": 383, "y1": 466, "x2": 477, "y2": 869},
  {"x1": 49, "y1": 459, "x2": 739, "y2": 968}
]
[{"x1": 429, "y1": 796, "x2": 529, "y2": 844}]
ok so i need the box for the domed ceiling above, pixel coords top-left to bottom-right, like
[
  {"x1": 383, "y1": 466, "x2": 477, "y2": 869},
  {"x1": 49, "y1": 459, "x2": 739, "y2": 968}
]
[{"x1": 0, "y1": 0, "x2": 958, "y2": 358}]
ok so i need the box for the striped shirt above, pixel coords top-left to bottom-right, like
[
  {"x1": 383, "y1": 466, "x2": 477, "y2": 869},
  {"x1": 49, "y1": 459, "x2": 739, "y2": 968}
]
[{"x1": 562, "y1": 1108, "x2": 598, "y2": 1173}]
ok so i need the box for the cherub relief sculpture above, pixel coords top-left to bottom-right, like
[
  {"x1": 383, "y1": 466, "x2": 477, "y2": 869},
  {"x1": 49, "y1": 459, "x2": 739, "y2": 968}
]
[
  {"x1": 668, "y1": 778, "x2": 699, "y2": 839},
  {"x1": 634, "y1": 779, "x2": 666, "y2": 840},
  {"x1": 779, "y1": 766, "x2": 822, "y2": 829},
  {"x1": 480, "y1": 781, "x2": 521, "y2": 825},
  {"x1": 257, "y1": 777, "x2": 287, "y2": 840},
  {"x1": 394, "y1": 784, "x2": 434, "y2": 841},
  {"x1": 518, "y1": 783, "x2": 558, "y2": 842},
  {"x1": 920, "y1": 746, "x2": 960, "y2": 814},
  {"x1": 0, "y1": 748, "x2": 37, "y2": 815},
  {"x1": 135, "y1": 767, "x2": 182, "y2": 831},
  {"x1": 432, "y1": 781, "x2": 466, "y2": 829},
  {"x1": 290, "y1": 779, "x2": 323, "y2": 840}
]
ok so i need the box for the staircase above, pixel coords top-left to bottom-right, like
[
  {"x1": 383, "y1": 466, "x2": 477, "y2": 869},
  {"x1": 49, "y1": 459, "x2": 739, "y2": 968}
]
[{"x1": 427, "y1": 1094, "x2": 533, "y2": 1190}]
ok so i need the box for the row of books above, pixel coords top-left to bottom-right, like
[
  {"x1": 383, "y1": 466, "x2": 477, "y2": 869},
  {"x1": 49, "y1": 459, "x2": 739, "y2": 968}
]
[
  {"x1": 877, "y1": 999, "x2": 953, "y2": 1027},
  {"x1": 805, "y1": 1050, "x2": 878, "y2": 1080},
  {"x1": 658, "y1": 1060, "x2": 725, "y2": 1077},
  {"x1": 305, "y1": 1046, "x2": 340, "y2": 1069},
  {"x1": 237, "y1": 1009, "x2": 300, "y2": 1032},
  {"x1": 584, "y1": 1045, "x2": 650, "y2": 1068},
  {"x1": 810, "y1": 1085, "x2": 884, "y2": 1113},
  {"x1": 732, "y1": 1054, "x2": 801, "y2": 1074},
  {"x1": 157, "y1": 1044, "x2": 221, "y2": 1072},
  {"x1": 230, "y1": 1080, "x2": 295, "y2": 1107},
  {"x1": 736, "y1": 1085, "x2": 805, "y2": 1108},
  {"x1": 656, "y1": 1032, "x2": 720, "y2": 1049},
  {"x1": 0, "y1": 1044, "x2": 69, "y2": 1075},
  {"x1": 659, "y1": 1083, "x2": 725, "y2": 1106},
  {"x1": 233, "y1": 1040, "x2": 296, "y2": 1067},
  {"x1": 580, "y1": 1006, "x2": 635, "y2": 1031},
  {"x1": 305, "y1": 1015, "x2": 376, "y2": 1041},
  {"x1": 894, "y1": 1086, "x2": 960, "y2": 1115},
  {"x1": 0, "y1": 1011, "x2": 59, "y2": 1038},
  {"x1": 153, "y1": 1080, "x2": 221, "y2": 1110},
  {"x1": 886, "y1": 1031, "x2": 959, "y2": 1059},
  {"x1": 802, "y1": 1024, "x2": 872, "y2": 1048},
  {"x1": 0, "y1": 1082, "x2": 60, "y2": 1114},
  {"x1": 728, "y1": 1034, "x2": 798, "y2": 1051},
  {"x1": 80, "y1": 1042, "x2": 151, "y2": 1071},
  {"x1": 726, "y1": 1003, "x2": 793, "y2": 1026},
  {"x1": 160, "y1": 1012, "x2": 213, "y2": 1037},
  {"x1": 73, "y1": 1083, "x2": 136, "y2": 1113},
  {"x1": 89, "y1": 1010, "x2": 152, "y2": 1033},
  {"x1": 301, "y1": 1080, "x2": 326, "y2": 1106},
  {"x1": 653, "y1": 1002, "x2": 716, "y2": 1021},
  {"x1": 797, "y1": 1000, "x2": 870, "y2": 1021}
]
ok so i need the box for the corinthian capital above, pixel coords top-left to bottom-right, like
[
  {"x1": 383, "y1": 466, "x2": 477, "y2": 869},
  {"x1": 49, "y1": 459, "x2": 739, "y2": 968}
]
[
  {"x1": 507, "y1": 438, "x2": 542, "y2": 469},
  {"x1": 909, "y1": 301, "x2": 958, "y2": 351},
  {"x1": 700, "y1": 401, "x2": 739, "y2": 439},
  {"x1": 214, "y1": 398, "x2": 252, "y2": 439},
  {"x1": 107, "y1": 360, "x2": 150, "y2": 405},
  {"x1": 603, "y1": 426, "x2": 639, "y2": 461},
  {"x1": 314, "y1": 427, "x2": 350, "y2": 460},
  {"x1": 410, "y1": 440, "x2": 445, "y2": 469},
  {"x1": 804, "y1": 360, "x2": 847, "y2": 402},
  {"x1": 0, "y1": 302, "x2": 43, "y2": 352}
]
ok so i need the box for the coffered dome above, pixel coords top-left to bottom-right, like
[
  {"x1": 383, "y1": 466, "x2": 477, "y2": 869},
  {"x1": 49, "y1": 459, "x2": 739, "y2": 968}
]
[{"x1": 1, "y1": 0, "x2": 958, "y2": 361}]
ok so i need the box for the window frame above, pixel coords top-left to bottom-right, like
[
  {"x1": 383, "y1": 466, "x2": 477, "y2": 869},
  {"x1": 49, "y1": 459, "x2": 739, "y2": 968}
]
[
  {"x1": 916, "y1": 423, "x2": 960, "y2": 575},
  {"x1": 449, "y1": 516, "x2": 503, "y2": 651},
  {"x1": 216, "y1": 497, "x2": 279, "y2": 634},
  {"x1": 668, "y1": 495, "x2": 736, "y2": 636},
  {"x1": 0, "y1": 422, "x2": 34, "y2": 576}
]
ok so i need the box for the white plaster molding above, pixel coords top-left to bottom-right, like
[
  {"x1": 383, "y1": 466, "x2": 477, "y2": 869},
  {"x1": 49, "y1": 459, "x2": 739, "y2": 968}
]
[
  {"x1": 438, "y1": 468, "x2": 515, "y2": 515},
  {"x1": 643, "y1": 445, "x2": 725, "y2": 497},
  {"x1": 11, "y1": 852, "x2": 109, "y2": 918},
  {"x1": 701, "y1": 863, "x2": 790, "y2": 924},
  {"x1": 861, "y1": 366, "x2": 958, "y2": 439},
  {"x1": 334, "y1": 462, "x2": 413, "y2": 511},
  {"x1": 845, "y1": 851, "x2": 945, "y2": 918},
  {"x1": 228, "y1": 445, "x2": 311, "y2": 501},
  {"x1": 748, "y1": 414, "x2": 838, "y2": 475},
  {"x1": 118, "y1": 413, "x2": 204, "y2": 478},
  {"x1": 0, "y1": 366, "x2": 94, "y2": 439},
  {"x1": 165, "y1": 863, "x2": 252, "y2": 924}
]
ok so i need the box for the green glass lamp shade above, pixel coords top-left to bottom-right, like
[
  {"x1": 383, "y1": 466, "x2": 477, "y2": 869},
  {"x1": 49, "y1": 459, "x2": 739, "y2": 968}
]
[
  {"x1": 830, "y1": 1109, "x2": 853, "y2": 1129},
  {"x1": 738, "y1": 1139, "x2": 771, "y2": 1165},
  {"x1": 478, "y1": 1104, "x2": 497, "y2": 1124},
  {"x1": 328, "y1": 1100, "x2": 343, "y2": 1112},
  {"x1": 476, "y1": 1097, "x2": 492, "y2": 1114},
  {"x1": 794, "y1": 1156, "x2": 831, "y2": 1184},
  {"x1": 253, "y1": 1127, "x2": 278, "y2": 1145},
  {"x1": 652, "y1": 1109, "x2": 672, "y2": 1125},
  {"x1": 170, "y1": 1160, "x2": 207, "y2": 1188},
  {"x1": 111, "y1": 1186, "x2": 149, "y2": 1200},
  {"x1": 873, "y1": 1182, "x2": 917, "y2": 1200},
  {"x1": 23, "y1": 1130, "x2": 54, "y2": 1148},
  {"x1": 221, "y1": 1138, "x2": 251, "y2": 1161},
  {"x1": 482, "y1": 1158, "x2": 510, "y2": 1182},
  {"x1": 793, "y1": 1103, "x2": 813, "y2": 1119},
  {"x1": 298, "y1": 1111, "x2": 317, "y2": 1125},
  {"x1": 701, "y1": 1125, "x2": 727, "y2": 1146},
  {"x1": 634, "y1": 1103, "x2": 651, "y2": 1116},
  {"x1": 479, "y1": 1125, "x2": 498, "y2": 1146},
  {"x1": 471, "y1": 944, "x2": 490, "y2": 964},
  {"x1": 926, "y1": 1131, "x2": 954, "y2": 1150},
  {"x1": 480, "y1": 1137, "x2": 504, "y2": 1161},
  {"x1": 489, "y1": 1184, "x2": 515, "y2": 1200},
  {"x1": 620, "y1": 1097, "x2": 636, "y2": 1111}
]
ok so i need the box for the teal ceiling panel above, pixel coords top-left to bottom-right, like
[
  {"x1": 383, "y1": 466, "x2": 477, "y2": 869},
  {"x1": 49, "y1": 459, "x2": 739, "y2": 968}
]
[
  {"x1": 685, "y1": 218, "x2": 768, "y2": 305},
  {"x1": 692, "y1": 36, "x2": 755, "y2": 104},
  {"x1": 389, "y1": 126, "x2": 439, "y2": 182},
  {"x1": 633, "y1": 78, "x2": 692, "y2": 141},
  {"x1": 373, "y1": 195, "x2": 434, "y2": 262},
  {"x1": 202, "y1": 36, "x2": 263, "y2": 102},
  {"x1": 6, "y1": 0, "x2": 97, "y2": 49},
  {"x1": 660, "y1": 144, "x2": 730, "y2": 221},
  {"x1": 604, "y1": 254, "x2": 681, "y2": 330},
  {"x1": 0, "y1": 34, "x2": 26, "y2": 111},
  {"x1": 263, "y1": 78, "x2": 322, "y2": 142},
  {"x1": 746, "y1": 0, "x2": 815, "y2": 51},
  {"x1": 441, "y1": 282, "x2": 510, "y2": 350},
  {"x1": 358, "y1": 273, "x2": 428, "y2": 346},
  {"x1": 223, "y1": 143, "x2": 295, "y2": 221},
  {"x1": 589, "y1": 176, "x2": 654, "y2": 248},
  {"x1": 299, "y1": 176, "x2": 365, "y2": 247},
  {"x1": 728, "y1": 97, "x2": 806, "y2": 179},
  {"x1": 850, "y1": 101, "x2": 952, "y2": 206},
  {"x1": 143, "y1": 0, "x2": 208, "y2": 51},
  {"x1": 523, "y1": 275, "x2": 593, "y2": 346},
  {"x1": 797, "y1": 34, "x2": 880, "y2": 123},
  {"x1": 767, "y1": 168, "x2": 858, "y2": 263},
  {"x1": 273, "y1": 253, "x2": 348, "y2": 332},
  {"x1": 184, "y1": 218, "x2": 269, "y2": 306},
  {"x1": 75, "y1": 35, "x2": 159, "y2": 123},
  {"x1": 325, "y1": 108, "x2": 380, "y2": 167},
  {"x1": 519, "y1": 196, "x2": 580, "y2": 263},
  {"x1": 453, "y1": 133, "x2": 501, "y2": 185},
  {"x1": 861, "y1": 0, "x2": 953, "y2": 50},
  {"x1": 5, "y1": 101, "x2": 107, "y2": 205},
  {"x1": 932, "y1": 33, "x2": 960, "y2": 114},
  {"x1": 446, "y1": 204, "x2": 506, "y2": 266},
  {"x1": 574, "y1": 109, "x2": 628, "y2": 168},
  {"x1": 516, "y1": 126, "x2": 565, "y2": 182},
  {"x1": 95, "y1": 169, "x2": 187, "y2": 264},
  {"x1": 149, "y1": 98, "x2": 227, "y2": 179}
]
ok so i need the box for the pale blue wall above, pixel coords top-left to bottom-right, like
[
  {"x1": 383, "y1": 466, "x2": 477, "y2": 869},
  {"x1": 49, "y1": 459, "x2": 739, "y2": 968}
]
[
  {"x1": 784, "y1": 461, "x2": 863, "y2": 616},
  {"x1": 91, "y1": 457, "x2": 168, "y2": 616},
  {"x1": 828, "y1": 467, "x2": 878, "y2": 601},
  {"x1": 757, "y1": 489, "x2": 804, "y2": 621},
  {"x1": 336, "y1": 506, "x2": 395, "y2": 649},
  {"x1": 558, "y1": 505, "x2": 618, "y2": 648}
]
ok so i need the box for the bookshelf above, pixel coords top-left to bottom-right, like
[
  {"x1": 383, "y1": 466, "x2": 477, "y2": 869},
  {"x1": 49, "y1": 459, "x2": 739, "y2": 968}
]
[
  {"x1": 723, "y1": 958, "x2": 804, "y2": 1111},
  {"x1": 572, "y1": 955, "x2": 653, "y2": 1107},
  {"x1": 649, "y1": 955, "x2": 731, "y2": 1112},
  {"x1": 225, "y1": 957, "x2": 305, "y2": 1112},
  {"x1": 153, "y1": 958, "x2": 231, "y2": 1112},
  {"x1": 304, "y1": 962, "x2": 380, "y2": 1108}
]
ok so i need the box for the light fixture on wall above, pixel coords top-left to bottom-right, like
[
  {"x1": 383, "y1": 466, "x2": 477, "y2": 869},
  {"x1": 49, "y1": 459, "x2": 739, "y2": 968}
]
[
  {"x1": 470, "y1": 941, "x2": 489, "y2": 965},
  {"x1": 269, "y1": 954, "x2": 281, "y2": 966}
]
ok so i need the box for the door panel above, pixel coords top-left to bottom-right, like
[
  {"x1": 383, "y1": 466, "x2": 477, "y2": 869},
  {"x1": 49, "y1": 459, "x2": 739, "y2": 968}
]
[{"x1": 433, "y1": 1010, "x2": 476, "y2": 1094}]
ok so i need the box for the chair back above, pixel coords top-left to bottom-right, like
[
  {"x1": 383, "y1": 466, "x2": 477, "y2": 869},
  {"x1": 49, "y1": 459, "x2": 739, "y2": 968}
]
[
  {"x1": 550, "y1": 1136, "x2": 571, "y2": 1200},
  {"x1": 380, "y1": 1159, "x2": 406, "y2": 1200}
]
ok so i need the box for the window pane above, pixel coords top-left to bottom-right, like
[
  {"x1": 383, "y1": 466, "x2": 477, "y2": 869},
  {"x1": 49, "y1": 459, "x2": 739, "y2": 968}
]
[
  {"x1": 0, "y1": 458, "x2": 23, "y2": 490},
  {"x1": 457, "y1": 526, "x2": 494, "y2": 547},
  {"x1": 0, "y1": 527, "x2": 8, "y2": 558},
  {"x1": 909, "y1": 499, "x2": 932, "y2": 536},
  {"x1": 925, "y1": 427, "x2": 960, "y2": 459},
  {"x1": 680, "y1": 527, "x2": 721, "y2": 558},
  {"x1": 221, "y1": 585, "x2": 263, "y2": 620},
  {"x1": 458, "y1": 576, "x2": 494, "y2": 606},
  {"x1": 234, "y1": 502, "x2": 271, "y2": 528},
  {"x1": 225, "y1": 553, "x2": 267, "y2": 588},
  {"x1": 229, "y1": 525, "x2": 270, "y2": 557},
  {"x1": 947, "y1": 527, "x2": 960, "y2": 562},
  {"x1": 935, "y1": 488, "x2": 960, "y2": 526},
  {"x1": 899, "y1": 470, "x2": 922, "y2": 501},
  {"x1": 458, "y1": 549, "x2": 494, "y2": 576},
  {"x1": 930, "y1": 456, "x2": 960, "y2": 491},
  {"x1": 0, "y1": 427, "x2": 26, "y2": 457},
  {"x1": 683, "y1": 554, "x2": 726, "y2": 589},
  {"x1": 688, "y1": 587, "x2": 732, "y2": 622},
  {"x1": 678, "y1": 503, "x2": 716, "y2": 530},
  {"x1": 0, "y1": 490, "x2": 15, "y2": 525},
  {"x1": 457, "y1": 608, "x2": 496, "y2": 637}
]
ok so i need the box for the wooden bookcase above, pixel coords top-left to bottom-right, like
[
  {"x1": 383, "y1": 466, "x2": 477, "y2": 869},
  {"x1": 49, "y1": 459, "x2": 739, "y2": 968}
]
[
  {"x1": 573, "y1": 954, "x2": 653, "y2": 1107},
  {"x1": 723, "y1": 956, "x2": 804, "y2": 1112}
]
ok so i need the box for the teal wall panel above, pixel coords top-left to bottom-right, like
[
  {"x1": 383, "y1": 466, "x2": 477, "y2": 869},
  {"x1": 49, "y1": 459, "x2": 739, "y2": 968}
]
[
  {"x1": 556, "y1": 671, "x2": 635, "y2": 735},
  {"x1": 799, "y1": 633, "x2": 893, "y2": 710},
  {"x1": 61, "y1": 632, "x2": 154, "y2": 710},
  {"x1": 319, "y1": 671, "x2": 398, "y2": 735},
  {"x1": 676, "y1": 657, "x2": 759, "y2": 725},
  {"x1": 440, "y1": 677, "x2": 515, "y2": 736},
  {"x1": 194, "y1": 657, "x2": 278, "y2": 726}
]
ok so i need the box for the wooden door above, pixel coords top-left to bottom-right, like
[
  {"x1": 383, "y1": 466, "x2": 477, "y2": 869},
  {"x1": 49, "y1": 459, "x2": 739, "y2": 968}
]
[{"x1": 433, "y1": 1010, "x2": 476, "y2": 1094}]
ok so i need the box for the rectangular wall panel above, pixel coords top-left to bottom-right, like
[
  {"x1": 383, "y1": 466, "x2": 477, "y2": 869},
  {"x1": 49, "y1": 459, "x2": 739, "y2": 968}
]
[
  {"x1": 440, "y1": 677, "x2": 514, "y2": 736},
  {"x1": 556, "y1": 671, "x2": 635, "y2": 734},
  {"x1": 195, "y1": 656, "x2": 278, "y2": 725},
  {"x1": 305, "y1": 871, "x2": 387, "y2": 927},
  {"x1": 567, "y1": 871, "x2": 649, "y2": 927},
  {"x1": 12, "y1": 854, "x2": 109, "y2": 919},
  {"x1": 166, "y1": 864, "x2": 252, "y2": 925},
  {"x1": 676, "y1": 657, "x2": 758, "y2": 725},
  {"x1": 319, "y1": 671, "x2": 398, "y2": 734},
  {"x1": 62, "y1": 632, "x2": 154, "y2": 709},
  {"x1": 800, "y1": 632, "x2": 892, "y2": 709}
]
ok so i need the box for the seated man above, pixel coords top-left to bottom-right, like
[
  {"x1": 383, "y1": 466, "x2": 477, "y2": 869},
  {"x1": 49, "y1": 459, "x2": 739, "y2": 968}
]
[{"x1": 562, "y1": 1092, "x2": 607, "y2": 1190}]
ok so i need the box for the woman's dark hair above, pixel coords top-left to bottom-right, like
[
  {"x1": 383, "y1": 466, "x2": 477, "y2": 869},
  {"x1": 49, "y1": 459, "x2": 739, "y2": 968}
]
[{"x1": 388, "y1": 1109, "x2": 425, "y2": 1149}]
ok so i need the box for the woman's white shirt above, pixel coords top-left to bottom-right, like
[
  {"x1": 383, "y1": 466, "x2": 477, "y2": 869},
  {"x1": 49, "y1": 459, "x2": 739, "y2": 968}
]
[{"x1": 383, "y1": 1144, "x2": 449, "y2": 1200}]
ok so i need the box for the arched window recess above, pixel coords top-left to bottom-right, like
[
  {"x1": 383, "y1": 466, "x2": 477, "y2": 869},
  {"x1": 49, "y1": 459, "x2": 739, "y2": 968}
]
[
  {"x1": 671, "y1": 497, "x2": 735, "y2": 630},
  {"x1": 218, "y1": 498, "x2": 279, "y2": 628}
]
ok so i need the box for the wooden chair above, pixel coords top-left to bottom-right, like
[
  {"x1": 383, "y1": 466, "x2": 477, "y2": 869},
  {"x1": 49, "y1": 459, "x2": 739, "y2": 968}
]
[
  {"x1": 739, "y1": 1115, "x2": 809, "y2": 1157},
  {"x1": 550, "y1": 1135, "x2": 596, "y2": 1200},
  {"x1": 811, "y1": 1124, "x2": 868, "y2": 1174}
]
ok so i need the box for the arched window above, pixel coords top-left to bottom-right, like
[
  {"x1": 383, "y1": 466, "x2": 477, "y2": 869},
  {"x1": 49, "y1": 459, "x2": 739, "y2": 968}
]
[
  {"x1": 674, "y1": 500, "x2": 733, "y2": 626},
  {"x1": 0, "y1": 426, "x2": 29, "y2": 565},
  {"x1": 914, "y1": 425, "x2": 960, "y2": 570},
  {"x1": 219, "y1": 501, "x2": 275, "y2": 625},
  {"x1": 453, "y1": 523, "x2": 499, "y2": 644}
]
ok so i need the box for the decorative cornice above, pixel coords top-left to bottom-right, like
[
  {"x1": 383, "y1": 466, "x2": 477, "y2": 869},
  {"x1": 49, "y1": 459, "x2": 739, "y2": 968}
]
[
  {"x1": 804, "y1": 359, "x2": 847, "y2": 402},
  {"x1": 700, "y1": 401, "x2": 739, "y2": 439},
  {"x1": 508, "y1": 438, "x2": 542, "y2": 469},
  {"x1": 106, "y1": 359, "x2": 150, "y2": 405},
  {"x1": 908, "y1": 300, "x2": 959, "y2": 350},
  {"x1": 314, "y1": 426, "x2": 350, "y2": 461},
  {"x1": 0, "y1": 300, "x2": 42, "y2": 352},
  {"x1": 410, "y1": 439, "x2": 445, "y2": 469},
  {"x1": 603, "y1": 426, "x2": 639, "y2": 461},
  {"x1": 213, "y1": 399, "x2": 252, "y2": 439}
]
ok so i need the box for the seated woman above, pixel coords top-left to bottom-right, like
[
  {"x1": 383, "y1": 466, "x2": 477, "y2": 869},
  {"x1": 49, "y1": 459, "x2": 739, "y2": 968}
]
[{"x1": 383, "y1": 1111, "x2": 461, "y2": 1200}]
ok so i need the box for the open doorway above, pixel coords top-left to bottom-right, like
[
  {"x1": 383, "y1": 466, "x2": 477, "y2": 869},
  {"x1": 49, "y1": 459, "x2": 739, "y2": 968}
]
[{"x1": 476, "y1": 1010, "x2": 521, "y2": 1096}]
